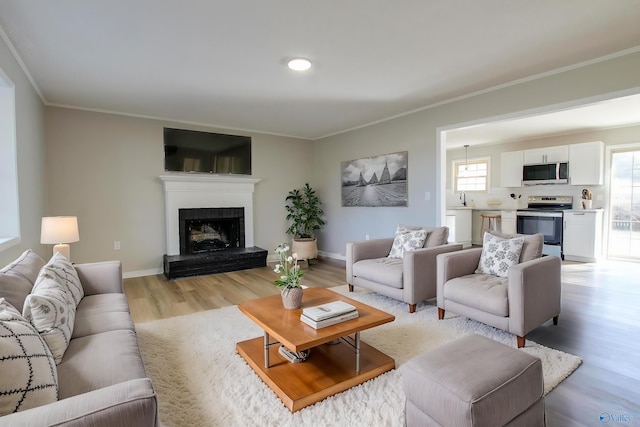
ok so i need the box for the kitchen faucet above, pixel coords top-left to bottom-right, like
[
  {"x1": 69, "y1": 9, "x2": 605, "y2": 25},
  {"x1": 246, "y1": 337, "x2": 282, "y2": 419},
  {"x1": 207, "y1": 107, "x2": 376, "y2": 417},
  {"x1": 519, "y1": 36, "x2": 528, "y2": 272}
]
[{"x1": 460, "y1": 192, "x2": 467, "y2": 207}]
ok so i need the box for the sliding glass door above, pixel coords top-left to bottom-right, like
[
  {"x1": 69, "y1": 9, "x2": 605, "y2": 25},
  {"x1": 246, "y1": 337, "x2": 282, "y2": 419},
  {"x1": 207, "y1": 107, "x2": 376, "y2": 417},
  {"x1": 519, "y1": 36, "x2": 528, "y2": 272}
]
[{"x1": 608, "y1": 148, "x2": 640, "y2": 261}]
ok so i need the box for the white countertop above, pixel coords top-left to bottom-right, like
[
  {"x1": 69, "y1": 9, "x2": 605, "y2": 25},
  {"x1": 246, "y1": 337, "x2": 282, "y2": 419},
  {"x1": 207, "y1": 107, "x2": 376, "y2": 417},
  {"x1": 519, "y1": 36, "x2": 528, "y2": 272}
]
[{"x1": 564, "y1": 208, "x2": 604, "y2": 212}]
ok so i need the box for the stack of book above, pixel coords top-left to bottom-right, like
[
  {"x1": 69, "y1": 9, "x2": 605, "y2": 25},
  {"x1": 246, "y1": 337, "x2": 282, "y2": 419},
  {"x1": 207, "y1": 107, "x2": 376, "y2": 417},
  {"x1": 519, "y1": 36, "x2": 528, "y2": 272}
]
[{"x1": 300, "y1": 301, "x2": 359, "y2": 329}]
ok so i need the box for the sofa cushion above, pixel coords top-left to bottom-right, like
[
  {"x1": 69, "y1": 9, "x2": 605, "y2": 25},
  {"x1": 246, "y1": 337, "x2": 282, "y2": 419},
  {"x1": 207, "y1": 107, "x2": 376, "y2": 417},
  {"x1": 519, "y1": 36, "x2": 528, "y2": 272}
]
[
  {"x1": 40, "y1": 253, "x2": 84, "y2": 307},
  {"x1": 72, "y1": 294, "x2": 134, "y2": 338},
  {"x1": 388, "y1": 229, "x2": 427, "y2": 259},
  {"x1": 476, "y1": 232, "x2": 524, "y2": 277},
  {"x1": 443, "y1": 273, "x2": 509, "y2": 316},
  {"x1": 489, "y1": 231, "x2": 543, "y2": 263},
  {"x1": 424, "y1": 226, "x2": 449, "y2": 247},
  {"x1": 0, "y1": 298, "x2": 58, "y2": 416},
  {"x1": 56, "y1": 329, "x2": 147, "y2": 399},
  {"x1": 0, "y1": 249, "x2": 46, "y2": 312},
  {"x1": 394, "y1": 224, "x2": 449, "y2": 248},
  {"x1": 353, "y1": 257, "x2": 404, "y2": 289},
  {"x1": 23, "y1": 273, "x2": 76, "y2": 364}
]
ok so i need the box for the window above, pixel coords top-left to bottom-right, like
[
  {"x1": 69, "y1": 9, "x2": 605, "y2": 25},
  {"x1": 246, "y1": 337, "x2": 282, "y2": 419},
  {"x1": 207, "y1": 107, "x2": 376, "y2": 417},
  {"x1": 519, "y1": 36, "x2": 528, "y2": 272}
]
[
  {"x1": 454, "y1": 158, "x2": 489, "y2": 192},
  {"x1": 608, "y1": 148, "x2": 640, "y2": 260},
  {"x1": 0, "y1": 70, "x2": 20, "y2": 252}
]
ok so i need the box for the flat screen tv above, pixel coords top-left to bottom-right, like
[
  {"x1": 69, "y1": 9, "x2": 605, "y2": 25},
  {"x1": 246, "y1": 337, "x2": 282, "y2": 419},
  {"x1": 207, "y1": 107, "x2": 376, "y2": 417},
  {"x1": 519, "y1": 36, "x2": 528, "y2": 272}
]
[{"x1": 164, "y1": 128, "x2": 251, "y2": 175}]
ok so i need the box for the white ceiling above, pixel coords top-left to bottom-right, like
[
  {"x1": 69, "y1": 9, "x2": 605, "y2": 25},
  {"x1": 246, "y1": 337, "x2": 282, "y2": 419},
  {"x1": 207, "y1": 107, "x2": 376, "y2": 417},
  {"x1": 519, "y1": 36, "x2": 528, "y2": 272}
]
[
  {"x1": 445, "y1": 93, "x2": 640, "y2": 148},
  {"x1": 1, "y1": 1, "x2": 640, "y2": 140}
]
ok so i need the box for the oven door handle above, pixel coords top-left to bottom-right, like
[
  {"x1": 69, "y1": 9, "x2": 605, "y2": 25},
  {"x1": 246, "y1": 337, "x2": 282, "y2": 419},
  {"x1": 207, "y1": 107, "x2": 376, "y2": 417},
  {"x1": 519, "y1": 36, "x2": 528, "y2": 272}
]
[{"x1": 516, "y1": 211, "x2": 562, "y2": 218}]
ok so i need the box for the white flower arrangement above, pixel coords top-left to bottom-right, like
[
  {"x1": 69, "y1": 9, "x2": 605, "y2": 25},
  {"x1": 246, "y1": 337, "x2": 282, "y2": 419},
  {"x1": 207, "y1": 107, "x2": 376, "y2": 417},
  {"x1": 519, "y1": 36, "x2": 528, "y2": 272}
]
[{"x1": 273, "y1": 243, "x2": 304, "y2": 289}]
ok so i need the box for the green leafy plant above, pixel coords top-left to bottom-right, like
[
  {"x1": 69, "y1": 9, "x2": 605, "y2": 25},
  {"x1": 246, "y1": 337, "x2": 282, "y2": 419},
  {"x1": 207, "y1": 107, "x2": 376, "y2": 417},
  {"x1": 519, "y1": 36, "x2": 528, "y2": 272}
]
[
  {"x1": 273, "y1": 243, "x2": 304, "y2": 289},
  {"x1": 285, "y1": 183, "x2": 325, "y2": 238}
]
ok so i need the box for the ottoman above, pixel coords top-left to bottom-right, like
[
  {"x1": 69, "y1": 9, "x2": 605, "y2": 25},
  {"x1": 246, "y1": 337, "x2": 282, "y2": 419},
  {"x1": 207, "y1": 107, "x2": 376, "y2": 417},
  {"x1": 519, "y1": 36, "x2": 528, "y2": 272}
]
[{"x1": 401, "y1": 334, "x2": 544, "y2": 426}]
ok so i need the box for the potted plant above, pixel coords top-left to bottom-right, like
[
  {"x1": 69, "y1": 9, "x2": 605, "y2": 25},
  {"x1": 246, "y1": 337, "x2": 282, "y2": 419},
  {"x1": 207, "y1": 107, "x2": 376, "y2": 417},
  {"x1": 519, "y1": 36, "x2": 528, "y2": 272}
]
[
  {"x1": 273, "y1": 243, "x2": 304, "y2": 309},
  {"x1": 285, "y1": 183, "x2": 325, "y2": 260}
]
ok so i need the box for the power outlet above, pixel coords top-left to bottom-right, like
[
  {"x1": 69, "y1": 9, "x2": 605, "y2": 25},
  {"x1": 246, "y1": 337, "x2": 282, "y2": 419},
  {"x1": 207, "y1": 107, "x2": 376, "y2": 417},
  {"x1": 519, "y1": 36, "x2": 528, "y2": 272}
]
[{"x1": 113, "y1": 241, "x2": 121, "y2": 251}]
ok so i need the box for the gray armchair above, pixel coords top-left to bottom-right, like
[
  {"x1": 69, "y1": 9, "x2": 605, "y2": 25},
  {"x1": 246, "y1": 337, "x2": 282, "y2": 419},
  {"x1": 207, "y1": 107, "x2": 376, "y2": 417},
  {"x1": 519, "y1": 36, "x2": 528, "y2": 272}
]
[
  {"x1": 436, "y1": 233, "x2": 561, "y2": 347},
  {"x1": 346, "y1": 226, "x2": 463, "y2": 313}
]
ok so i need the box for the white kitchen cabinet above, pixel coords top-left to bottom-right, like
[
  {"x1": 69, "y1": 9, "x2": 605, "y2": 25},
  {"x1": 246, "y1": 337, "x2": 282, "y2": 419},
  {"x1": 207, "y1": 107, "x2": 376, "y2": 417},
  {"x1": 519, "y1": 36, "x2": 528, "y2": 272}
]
[
  {"x1": 569, "y1": 141, "x2": 604, "y2": 186},
  {"x1": 446, "y1": 209, "x2": 472, "y2": 248},
  {"x1": 524, "y1": 145, "x2": 569, "y2": 164},
  {"x1": 500, "y1": 151, "x2": 523, "y2": 187},
  {"x1": 500, "y1": 210, "x2": 517, "y2": 234},
  {"x1": 563, "y1": 210, "x2": 603, "y2": 262}
]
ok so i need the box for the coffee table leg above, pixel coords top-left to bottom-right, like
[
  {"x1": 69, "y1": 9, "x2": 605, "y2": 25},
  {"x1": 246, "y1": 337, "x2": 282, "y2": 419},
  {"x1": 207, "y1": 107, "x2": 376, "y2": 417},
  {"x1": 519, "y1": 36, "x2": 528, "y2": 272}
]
[
  {"x1": 264, "y1": 331, "x2": 270, "y2": 368},
  {"x1": 355, "y1": 332, "x2": 361, "y2": 374}
]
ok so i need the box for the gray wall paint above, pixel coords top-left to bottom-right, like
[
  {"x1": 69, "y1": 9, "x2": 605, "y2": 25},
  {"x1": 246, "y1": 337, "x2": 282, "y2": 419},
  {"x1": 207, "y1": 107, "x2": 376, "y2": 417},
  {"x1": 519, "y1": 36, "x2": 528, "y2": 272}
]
[
  {"x1": 313, "y1": 52, "x2": 640, "y2": 258},
  {"x1": 45, "y1": 107, "x2": 313, "y2": 274},
  {"x1": 0, "y1": 34, "x2": 47, "y2": 266},
  {"x1": 2, "y1": 38, "x2": 639, "y2": 273}
]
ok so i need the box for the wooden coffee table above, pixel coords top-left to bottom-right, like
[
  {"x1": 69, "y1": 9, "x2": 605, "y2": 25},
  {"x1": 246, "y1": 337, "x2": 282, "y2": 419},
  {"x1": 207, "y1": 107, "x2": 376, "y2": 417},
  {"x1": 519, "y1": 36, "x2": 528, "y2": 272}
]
[{"x1": 236, "y1": 287, "x2": 395, "y2": 412}]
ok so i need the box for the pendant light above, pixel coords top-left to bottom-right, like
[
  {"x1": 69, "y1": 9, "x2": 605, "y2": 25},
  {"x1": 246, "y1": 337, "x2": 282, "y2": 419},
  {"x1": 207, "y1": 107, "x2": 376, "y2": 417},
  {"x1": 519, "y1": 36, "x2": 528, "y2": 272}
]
[{"x1": 464, "y1": 144, "x2": 469, "y2": 171}]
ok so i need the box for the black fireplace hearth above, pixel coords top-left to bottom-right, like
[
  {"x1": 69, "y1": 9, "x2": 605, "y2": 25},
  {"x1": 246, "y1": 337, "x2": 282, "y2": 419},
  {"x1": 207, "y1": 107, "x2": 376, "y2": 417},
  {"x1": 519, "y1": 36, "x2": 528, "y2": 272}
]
[{"x1": 163, "y1": 207, "x2": 266, "y2": 278}]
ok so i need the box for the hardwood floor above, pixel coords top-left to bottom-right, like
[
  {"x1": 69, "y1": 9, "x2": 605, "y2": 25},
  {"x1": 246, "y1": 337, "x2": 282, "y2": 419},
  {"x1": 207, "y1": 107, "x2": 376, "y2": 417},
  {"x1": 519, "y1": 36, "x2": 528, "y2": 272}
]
[
  {"x1": 124, "y1": 259, "x2": 346, "y2": 323},
  {"x1": 124, "y1": 258, "x2": 640, "y2": 427}
]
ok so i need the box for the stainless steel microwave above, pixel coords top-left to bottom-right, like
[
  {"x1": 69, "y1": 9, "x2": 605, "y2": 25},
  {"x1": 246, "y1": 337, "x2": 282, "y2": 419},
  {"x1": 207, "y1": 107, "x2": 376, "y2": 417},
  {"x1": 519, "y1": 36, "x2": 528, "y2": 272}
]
[{"x1": 522, "y1": 162, "x2": 568, "y2": 185}]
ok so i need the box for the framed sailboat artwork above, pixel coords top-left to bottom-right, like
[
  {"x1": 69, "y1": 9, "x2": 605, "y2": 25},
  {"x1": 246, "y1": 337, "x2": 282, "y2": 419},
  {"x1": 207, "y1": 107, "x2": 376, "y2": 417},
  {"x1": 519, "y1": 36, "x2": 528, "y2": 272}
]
[{"x1": 341, "y1": 151, "x2": 408, "y2": 207}]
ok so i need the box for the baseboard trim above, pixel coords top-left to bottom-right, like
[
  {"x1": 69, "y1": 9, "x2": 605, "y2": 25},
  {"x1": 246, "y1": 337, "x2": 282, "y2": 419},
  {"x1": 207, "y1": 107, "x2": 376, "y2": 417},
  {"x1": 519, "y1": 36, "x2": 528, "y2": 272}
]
[
  {"x1": 123, "y1": 268, "x2": 162, "y2": 279},
  {"x1": 318, "y1": 250, "x2": 346, "y2": 261}
]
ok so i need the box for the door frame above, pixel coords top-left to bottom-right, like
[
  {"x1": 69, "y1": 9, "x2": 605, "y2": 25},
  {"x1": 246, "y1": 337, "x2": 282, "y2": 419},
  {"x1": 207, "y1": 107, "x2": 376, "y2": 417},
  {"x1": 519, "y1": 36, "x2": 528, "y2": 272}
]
[{"x1": 604, "y1": 143, "x2": 640, "y2": 260}]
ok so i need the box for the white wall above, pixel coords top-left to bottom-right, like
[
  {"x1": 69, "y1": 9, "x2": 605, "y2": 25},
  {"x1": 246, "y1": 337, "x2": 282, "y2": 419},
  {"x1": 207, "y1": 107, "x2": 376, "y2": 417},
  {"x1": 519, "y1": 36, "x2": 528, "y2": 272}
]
[
  {"x1": 45, "y1": 107, "x2": 313, "y2": 275},
  {"x1": 0, "y1": 33, "x2": 47, "y2": 266},
  {"x1": 313, "y1": 51, "x2": 640, "y2": 258}
]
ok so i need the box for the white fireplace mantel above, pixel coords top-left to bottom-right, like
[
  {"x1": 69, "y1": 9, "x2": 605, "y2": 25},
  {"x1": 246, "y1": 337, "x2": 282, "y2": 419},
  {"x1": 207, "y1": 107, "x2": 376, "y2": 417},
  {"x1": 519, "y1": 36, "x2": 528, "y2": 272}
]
[{"x1": 159, "y1": 173, "x2": 260, "y2": 256}]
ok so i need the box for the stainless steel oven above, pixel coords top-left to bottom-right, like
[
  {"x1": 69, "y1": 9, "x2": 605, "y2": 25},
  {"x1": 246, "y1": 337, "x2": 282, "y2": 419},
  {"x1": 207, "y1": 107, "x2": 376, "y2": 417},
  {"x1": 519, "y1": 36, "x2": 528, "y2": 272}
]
[{"x1": 516, "y1": 196, "x2": 573, "y2": 258}]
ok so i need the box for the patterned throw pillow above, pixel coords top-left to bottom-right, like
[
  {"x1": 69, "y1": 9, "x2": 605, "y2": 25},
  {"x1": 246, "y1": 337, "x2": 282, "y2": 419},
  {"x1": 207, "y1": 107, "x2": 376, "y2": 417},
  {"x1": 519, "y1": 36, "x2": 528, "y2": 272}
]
[
  {"x1": 388, "y1": 226, "x2": 428, "y2": 259},
  {"x1": 0, "y1": 298, "x2": 58, "y2": 416},
  {"x1": 22, "y1": 275, "x2": 76, "y2": 365},
  {"x1": 475, "y1": 232, "x2": 525, "y2": 277},
  {"x1": 39, "y1": 253, "x2": 84, "y2": 307}
]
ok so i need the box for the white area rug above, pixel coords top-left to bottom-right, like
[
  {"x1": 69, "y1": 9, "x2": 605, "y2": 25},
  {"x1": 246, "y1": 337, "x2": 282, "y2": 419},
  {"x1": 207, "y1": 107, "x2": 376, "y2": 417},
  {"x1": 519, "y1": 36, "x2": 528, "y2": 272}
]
[{"x1": 136, "y1": 285, "x2": 581, "y2": 427}]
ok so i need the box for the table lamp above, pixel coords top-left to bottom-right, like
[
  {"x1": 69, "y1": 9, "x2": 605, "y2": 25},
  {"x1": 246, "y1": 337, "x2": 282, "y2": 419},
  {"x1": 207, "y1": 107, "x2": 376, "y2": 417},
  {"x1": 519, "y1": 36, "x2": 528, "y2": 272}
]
[{"x1": 40, "y1": 216, "x2": 80, "y2": 260}]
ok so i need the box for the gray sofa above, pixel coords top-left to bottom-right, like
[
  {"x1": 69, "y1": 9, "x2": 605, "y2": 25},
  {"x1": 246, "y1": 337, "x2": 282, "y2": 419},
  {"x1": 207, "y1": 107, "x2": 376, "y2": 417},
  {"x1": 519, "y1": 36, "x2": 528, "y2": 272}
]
[
  {"x1": 346, "y1": 226, "x2": 463, "y2": 313},
  {"x1": 0, "y1": 252, "x2": 159, "y2": 426}
]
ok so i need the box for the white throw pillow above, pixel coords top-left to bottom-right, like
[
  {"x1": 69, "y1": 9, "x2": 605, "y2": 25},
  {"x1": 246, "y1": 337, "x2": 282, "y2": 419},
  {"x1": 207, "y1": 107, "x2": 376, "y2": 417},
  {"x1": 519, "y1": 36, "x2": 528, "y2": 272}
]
[
  {"x1": 0, "y1": 298, "x2": 58, "y2": 416},
  {"x1": 41, "y1": 253, "x2": 84, "y2": 307},
  {"x1": 22, "y1": 275, "x2": 75, "y2": 365},
  {"x1": 388, "y1": 226, "x2": 428, "y2": 259},
  {"x1": 475, "y1": 232, "x2": 525, "y2": 277}
]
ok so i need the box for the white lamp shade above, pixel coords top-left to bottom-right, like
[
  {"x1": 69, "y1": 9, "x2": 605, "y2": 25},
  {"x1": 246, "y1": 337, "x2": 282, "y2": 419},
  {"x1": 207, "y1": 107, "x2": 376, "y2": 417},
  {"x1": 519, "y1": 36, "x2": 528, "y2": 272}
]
[{"x1": 41, "y1": 216, "x2": 80, "y2": 244}]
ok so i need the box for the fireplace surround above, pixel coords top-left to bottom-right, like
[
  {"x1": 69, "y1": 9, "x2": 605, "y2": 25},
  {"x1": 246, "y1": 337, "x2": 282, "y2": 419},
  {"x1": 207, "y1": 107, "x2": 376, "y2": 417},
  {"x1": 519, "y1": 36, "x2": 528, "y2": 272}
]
[{"x1": 160, "y1": 174, "x2": 266, "y2": 278}]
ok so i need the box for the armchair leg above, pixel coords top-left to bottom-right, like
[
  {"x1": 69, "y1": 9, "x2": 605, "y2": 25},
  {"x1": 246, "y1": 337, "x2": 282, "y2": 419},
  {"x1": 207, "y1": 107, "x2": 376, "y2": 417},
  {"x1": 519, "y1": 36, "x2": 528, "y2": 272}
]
[
  {"x1": 348, "y1": 284, "x2": 354, "y2": 292},
  {"x1": 517, "y1": 336, "x2": 526, "y2": 348},
  {"x1": 438, "y1": 308, "x2": 445, "y2": 320},
  {"x1": 553, "y1": 315, "x2": 559, "y2": 325},
  {"x1": 408, "y1": 304, "x2": 416, "y2": 313}
]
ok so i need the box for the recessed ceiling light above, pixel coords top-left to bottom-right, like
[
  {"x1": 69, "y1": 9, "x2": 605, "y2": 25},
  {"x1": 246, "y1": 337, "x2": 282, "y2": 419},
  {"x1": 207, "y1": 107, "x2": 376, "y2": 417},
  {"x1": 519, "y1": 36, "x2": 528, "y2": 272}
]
[{"x1": 288, "y1": 58, "x2": 312, "y2": 71}]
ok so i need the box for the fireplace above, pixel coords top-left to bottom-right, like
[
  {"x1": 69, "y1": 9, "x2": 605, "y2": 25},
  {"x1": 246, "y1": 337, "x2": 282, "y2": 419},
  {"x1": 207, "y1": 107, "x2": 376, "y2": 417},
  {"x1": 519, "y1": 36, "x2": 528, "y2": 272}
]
[
  {"x1": 160, "y1": 174, "x2": 266, "y2": 279},
  {"x1": 179, "y1": 207, "x2": 245, "y2": 255}
]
